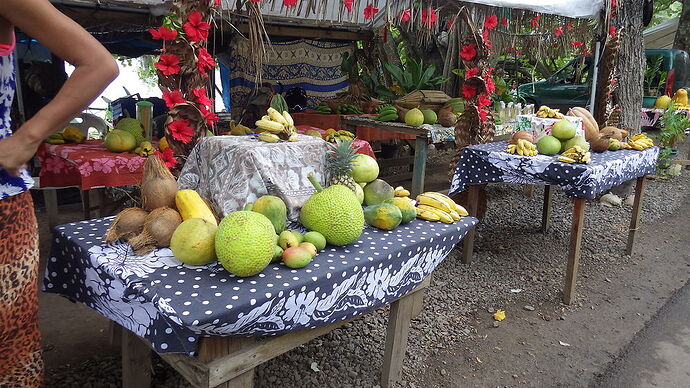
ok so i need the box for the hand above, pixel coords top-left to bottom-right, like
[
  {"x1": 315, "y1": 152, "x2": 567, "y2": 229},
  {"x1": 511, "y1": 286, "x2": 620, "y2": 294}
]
[{"x1": 0, "y1": 131, "x2": 41, "y2": 176}]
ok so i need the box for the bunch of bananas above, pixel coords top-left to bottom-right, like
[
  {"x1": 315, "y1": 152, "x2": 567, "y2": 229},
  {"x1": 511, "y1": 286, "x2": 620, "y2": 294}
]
[
  {"x1": 536, "y1": 105, "x2": 565, "y2": 119},
  {"x1": 46, "y1": 133, "x2": 66, "y2": 144},
  {"x1": 394, "y1": 186, "x2": 410, "y2": 197},
  {"x1": 557, "y1": 145, "x2": 591, "y2": 164},
  {"x1": 313, "y1": 102, "x2": 332, "y2": 114},
  {"x1": 45, "y1": 126, "x2": 87, "y2": 145},
  {"x1": 376, "y1": 105, "x2": 398, "y2": 122},
  {"x1": 627, "y1": 133, "x2": 654, "y2": 150},
  {"x1": 228, "y1": 120, "x2": 254, "y2": 136},
  {"x1": 256, "y1": 108, "x2": 298, "y2": 143},
  {"x1": 134, "y1": 141, "x2": 155, "y2": 157},
  {"x1": 415, "y1": 192, "x2": 469, "y2": 224},
  {"x1": 325, "y1": 129, "x2": 355, "y2": 142},
  {"x1": 336, "y1": 104, "x2": 363, "y2": 114},
  {"x1": 506, "y1": 139, "x2": 538, "y2": 156}
]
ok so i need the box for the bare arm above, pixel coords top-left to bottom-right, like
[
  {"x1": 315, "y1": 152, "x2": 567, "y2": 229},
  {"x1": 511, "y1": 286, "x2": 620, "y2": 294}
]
[{"x1": 0, "y1": 0, "x2": 118, "y2": 174}]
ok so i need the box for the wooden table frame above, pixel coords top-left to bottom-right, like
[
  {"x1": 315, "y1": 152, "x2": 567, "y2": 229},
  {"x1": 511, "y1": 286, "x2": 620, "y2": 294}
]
[
  {"x1": 340, "y1": 117, "x2": 428, "y2": 197},
  {"x1": 117, "y1": 278, "x2": 431, "y2": 388},
  {"x1": 461, "y1": 176, "x2": 648, "y2": 304}
]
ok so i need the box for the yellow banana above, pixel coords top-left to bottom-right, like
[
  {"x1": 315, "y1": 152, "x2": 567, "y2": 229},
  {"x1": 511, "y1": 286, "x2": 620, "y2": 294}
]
[
  {"x1": 258, "y1": 132, "x2": 281, "y2": 143},
  {"x1": 416, "y1": 207, "x2": 441, "y2": 222},
  {"x1": 394, "y1": 186, "x2": 411, "y2": 197},
  {"x1": 282, "y1": 111, "x2": 294, "y2": 127},
  {"x1": 267, "y1": 107, "x2": 289, "y2": 126},
  {"x1": 417, "y1": 205, "x2": 454, "y2": 224},
  {"x1": 288, "y1": 134, "x2": 299, "y2": 142},
  {"x1": 454, "y1": 203, "x2": 469, "y2": 217},
  {"x1": 557, "y1": 155, "x2": 577, "y2": 163},
  {"x1": 447, "y1": 209, "x2": 461, "y2": 221},
  {"x1": 421, "y1": 192, "x2": 457, "y2": 211},
  {"x1": 256, "y1": 119, "x2": 285, "y2": 133},
  {"x1": 417, "y1": 193, "x2": 453, "y2": 213}
]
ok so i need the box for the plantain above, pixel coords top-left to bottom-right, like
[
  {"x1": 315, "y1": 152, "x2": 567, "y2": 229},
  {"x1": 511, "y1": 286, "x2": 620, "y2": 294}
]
[
  {"x1": 416, "y1": 207, "x2": 441, "y2": 222},
  {"x1": 416, "y1": 205, "x2": 454, "y2": 224},
  {"x1": 416, "y1": 194, "x2": 453, "y2": 213},
  {"x1": 258, "y1": 132, "x2": 281, "y2": 143}
]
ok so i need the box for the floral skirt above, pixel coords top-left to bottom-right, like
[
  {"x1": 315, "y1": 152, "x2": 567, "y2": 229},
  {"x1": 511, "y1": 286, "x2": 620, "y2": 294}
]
[{"x1": 0, "y1": 191, "x2": 43, "y2": 386}]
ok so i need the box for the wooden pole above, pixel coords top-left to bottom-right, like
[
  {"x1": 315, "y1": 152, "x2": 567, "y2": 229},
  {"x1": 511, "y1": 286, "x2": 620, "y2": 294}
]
[
  {"x1": 461, "y1": 185, "x2": 480, "y2": 265},
  {"x1": 411, "y1": 136, "x2": 427, "y2": 197},
  {"x1": 563, "y1": 198, "x2": 586, "y2": 305},
  {"x1": 541, "y1": 185, "x2": 554, "y2": 232},
  {"x1": 121, "y1": 329, "x2": 152, "y2": 388},
  {"x1": 381, "y1": 288, "x2": 416, "y2": 388},
  {"x1": 626, "y1": 176, "x2": 647, "y2": 255}
]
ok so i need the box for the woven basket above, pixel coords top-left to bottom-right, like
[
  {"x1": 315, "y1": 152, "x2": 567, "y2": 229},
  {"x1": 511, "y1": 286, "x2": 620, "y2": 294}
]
[{"x1": 394, "y1": 90, "x2": 452, "y2": 111}]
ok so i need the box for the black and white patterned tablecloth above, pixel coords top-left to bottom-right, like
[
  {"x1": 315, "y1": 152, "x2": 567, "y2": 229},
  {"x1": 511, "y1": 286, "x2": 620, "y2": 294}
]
[
  {"x1": 449, "y1": 142, "x2": 659, "y2": 199},
  {"x1": 43, "y1": 217, "x2": 478, "y2": 355}
]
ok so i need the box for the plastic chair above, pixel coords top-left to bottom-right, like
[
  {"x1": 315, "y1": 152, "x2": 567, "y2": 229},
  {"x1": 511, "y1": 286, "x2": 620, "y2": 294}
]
[{"x1": 70, "y1": 112, "x2": 109, "y2": 137}]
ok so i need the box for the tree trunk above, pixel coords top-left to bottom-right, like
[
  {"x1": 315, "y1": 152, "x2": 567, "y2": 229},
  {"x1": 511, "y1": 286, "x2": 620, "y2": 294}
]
[
  {"x1": 615, "y1": 0, "x2": 645, "y2": 134},
  {"x1": 673, "y1": 0, "x2": 690, "y2": 51}
]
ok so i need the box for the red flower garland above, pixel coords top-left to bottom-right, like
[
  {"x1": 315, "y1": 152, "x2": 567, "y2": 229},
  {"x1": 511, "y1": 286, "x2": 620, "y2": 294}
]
[
  {"x1": 462, "y1": 85, "x2": 477, "y2": 99},
  {"x1": 196, "y1": 47, "x2": 216, "y2": 75},
  {"x1": 200, "y1": 106, "x2": 219, "y2": 126},
  {"x1": 167, "y1": 118, "x2": 195, "y2": 143},
  {"x1": 531, "y1": 15, "x2": 540, "y2": 29},
  {"x1": 478, "y1": 94, "x2": 492, "y2": 108},
  {"x1": 184, "y1": 11, "x2": 211, "y2": 43},
  {"x1": 155, "y1": 54, "x2": 181, "y2": 76},
  {"x1": 344, "y1": 0, "x2": 353, "y2": 12},
  {"x1": 283, "y1": 0, "x2": 298, "y2": 6},
  {"x1": 162, "y1": 90, "x2": 185, "y2": 108},
  {"x1": 154, "y1": 148, "x2": 178, "y2": 169},
  {"x1": 554, "y1": 26, "x2": 564, "y2": 37},
  {"x1": 500, "y1": 17, "x2": 508, "y2": 28},
  {"x1": 460, "y1": 44, "x2": 477, "y2": 61},
  {"x1": 421, "y1": 8, "x2": 437, "y2": 27},
  {"x1": 465, "y1": 67, "x2": 479, "y2": 79},
  {"x1": 484, "y1": 77, "x2": 495, "y2": 94},
  {"x1": 192, "y1": 88, "x2": 213, "y2": 107},
  {"x1": 399, "y1": 8, "x2": 411, "y2": 22},
  {"x1": 364, "y1": 3, "x2": 379, "y2": 20},
  {"x1": 484, "y1": 15, "x2": 498, "y2": 30},
  {"x1": 149, "y1": 27, "x2": 178, "y2": 41}
]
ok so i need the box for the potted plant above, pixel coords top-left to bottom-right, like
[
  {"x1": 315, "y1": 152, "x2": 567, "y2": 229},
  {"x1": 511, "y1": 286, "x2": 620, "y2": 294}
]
[
  {"x1": 656, "y1": 104, "x2": 690, "y2": 169},
  {"x1": 643, "y1": 55, "x2": 668, "y2": 108}
]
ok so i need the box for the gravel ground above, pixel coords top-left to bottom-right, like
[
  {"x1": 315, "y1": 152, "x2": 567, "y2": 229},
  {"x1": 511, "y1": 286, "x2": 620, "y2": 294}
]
[{"x1": 45, "y1": 149, "x2": 690, "y2": 387}]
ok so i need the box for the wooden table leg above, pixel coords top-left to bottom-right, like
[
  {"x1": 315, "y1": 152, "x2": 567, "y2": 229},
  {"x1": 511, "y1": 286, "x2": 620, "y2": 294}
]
[
  {"x1": 410, "y1": 276, "x2": 431, "y2": 318},
  {"x1": 410, "y1": 136, "x2": 428, "y2": 197},
  {"x1": 122, "y1": 328, "x2": 152, "y2": 388},
  {"x1": 523, "y1": 184, "x2": 535, "y2": 197},
  {"x1": 97, "y1": 188, "x2": 108, "y2": 218},
  {"x1": 626, "y1": 176, "x2": 647, "y2": 255},
  {"x1": 199, "y1": 337, "x2": 255, "y2": 388},
  {"x1": 109, "y1": 321, "x2": 122, "y2": 347},
  {"x1": 381, "y1": 288, "x2": 416, "y2": 388},
  {"x1": 44, "y1": 188, "x2": 59, "y2": 229},
  {"x1": 461, "y1": 185, "x2": 480, "y2": 265},
  {"x1": 541, "y1": 185, "x2": 554, "y2": 233},
  {"x1": 81, "y1": 189, "x2": 91, "y2": 220},
  {"x1": 563, "y1": 198, "x2": 586, "y2": 305}
]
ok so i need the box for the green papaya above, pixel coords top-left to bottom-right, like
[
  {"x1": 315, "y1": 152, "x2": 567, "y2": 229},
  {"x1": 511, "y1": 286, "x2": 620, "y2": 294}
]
[
  {"x1": 252, "y1": 195, "x2": 287, "y2": 234},
  {"x1": 383, "y1": 197, "x2": 416, "y2": 224},
  {"x1": 364, "y1": 203, "x2": 402, "y2": 231}
]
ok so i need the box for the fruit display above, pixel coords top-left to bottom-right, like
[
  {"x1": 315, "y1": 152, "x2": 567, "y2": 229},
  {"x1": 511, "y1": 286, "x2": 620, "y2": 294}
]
[
  {"x1": 376, "y1": 104, "x2": 398, "y2": 122},
  {"x1": 140, "y1": 155, "x2": 178, "y2": 211},
  {"x1": 557, "y1": 146, "x2": 591, "y2": 164},
  {"x1": 252, "y1": 195, "x2": 287, "y2": 234},
  {"x1": 300, "y1": 173, "x2": 364, "y2": 247},
  {"x1": 326, "y1": 139, "x2": 360, "y2": 194},
  {"x1": 170, "y1": 218, "x2": 217, "y2": 266},
  {"x1": 415, "y1": 192, "x2": 468, "y2": 224},
  {"x1": 176, "y1": 189, "x2": 217, "y2": 226},
  {"x1": 536, "y1": 135, "x2": 561, "y2": 156},
  {"x1": 536, "y1": 105, "x2": 565, "y2": 119},
  {"x1": 129, "y1": 207, "x2": 183, "y2": 255},
  {"x1": 255, "y1": 108, "x2": 298, "y2": 142},
  {"x1": 227, "y1": 120, "x2": 254, "y2": 136},
  {"x1": 313, "y1": 102, "x2": 333, "y2": 114},
  {"x1": 336, "y1": 104, "x2": 363, "y2": 114},
  {"x1": 325, "y1": 129, "x2": 355, "y2": 142},
  {"x1": 116, "y1": 118, "x2": 147, "y2": 146},
  {"x1": 305, "y1": 129, "x2": 322, "y2": 138},
  {"x1": 509, "y1": 130, "x2": 535, "y2": 144},
  {"x1": 599, "y1": 126, "x2": 629, "y2": 141},
  {"x1": 550, "y1": 119, "x2": 576, "y2": 141},
  {"x1": 363, "y1": 179, "x2": 394, "y2": 206},
  {"x1": 405, "y1": 108, "x2": 425, "y2": 126},
  {"x1": 104, "y1": 207, "x2": 149, "y2": 243},
  {"x1": 626, "y1": 133, "x2": 655, "y2": 150},
  {"x1": 364, "y1": 203, "x2": 403, "y2": 230},
  {"x1": 654, "y1": 95, "x2": 672, "y2": 109},
  {"x1": 505, "y1": 139, "x2": 538, "y2": 156},
  {"x1": 566, "y1": 107, "x2": 599, "y2": 141}
]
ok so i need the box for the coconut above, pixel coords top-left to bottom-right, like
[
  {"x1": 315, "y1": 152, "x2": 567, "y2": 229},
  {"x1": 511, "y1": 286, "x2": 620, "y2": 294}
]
[
  {"x1": 600, "y1": 126, "x2": 627, "y2": 141},
  {"x1": 437, "y1": 106, "x2": 457, "y2": 127},
  {"x1": 510, "y1": 130, "x2": 535, "y2": 144},
  {"x1": 591, "y1": 134, "x2": 611, "y2": 153},
  {"x1": 140, "y1": 155, "x2": 178, "y2": 211},
  {"x1": 129, "y1": 207, "x2": 182, "y2": 255},
  {"x1": 104, "y1": 207, "x2": 149, "y2": 243}
]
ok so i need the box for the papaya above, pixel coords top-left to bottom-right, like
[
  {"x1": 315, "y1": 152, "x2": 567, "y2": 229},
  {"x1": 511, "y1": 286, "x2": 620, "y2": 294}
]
[
  {"x1": 364, "y1": 203, "x2": 402, "y2": 231},
  {"x1": 252, "y1": 195, "x2": 287, "y2": 234},
  {"x1": 383, "y1": 197, "x2": 416, "y2": 224}
]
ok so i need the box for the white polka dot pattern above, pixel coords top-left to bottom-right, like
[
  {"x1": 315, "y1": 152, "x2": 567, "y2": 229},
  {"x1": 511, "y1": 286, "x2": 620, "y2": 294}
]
[
  {"x1": 43, "y1": 216, "x2": 479, "y2": 354},
  {"x1": 449, "y1": 142, "x2": 659, "y2": 199}
]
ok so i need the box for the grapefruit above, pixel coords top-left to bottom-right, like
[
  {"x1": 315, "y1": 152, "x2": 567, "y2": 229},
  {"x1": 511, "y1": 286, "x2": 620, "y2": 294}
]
[
  {"x1": 551, "y1": 119, "x2": 576, "y2": 140},
  {"x1": 537, "y1": 135, "x2": 562, "y2": 156}
]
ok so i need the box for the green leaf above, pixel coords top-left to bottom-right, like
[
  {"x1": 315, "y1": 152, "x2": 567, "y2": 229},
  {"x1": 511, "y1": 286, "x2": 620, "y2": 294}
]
[{"x1": 416, "y1": 65, "x2": 436, "y2": 90}]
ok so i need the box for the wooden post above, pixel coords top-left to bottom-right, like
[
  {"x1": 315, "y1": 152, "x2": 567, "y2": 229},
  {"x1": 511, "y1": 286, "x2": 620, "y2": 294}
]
[
  {"x1": 523, "y1": 184, "x2": 535, "y2": 197},
  {"x1": 381, "y1": 288, "x2": 416, "y2": 388},
  {"x1": 109, "y1": 321, "x2": 122, "y2": 347},
  {"x1": 44, "y1": 188, "x2": 59, "y2": 229},
  {"x1": 121, "y1": 329, "x2": 152, "y2": 388},
  {"x1": 541, "y1": 185, "x2": 554, "y2": 233},
  {"x1": 626, "y1": 176, "x2": 647, "y2": 255},
  {"x1": 563, "y1": 198, "x2": 586, "y2": 305},
  {"x1": 410, "y1": 276, "x2": 431, "y2": 318},
  {"x1": 81, "y1": 189, "x2": 91, "y2": 220},
  {"x1": 199, "y1": 337, "x2": 255, "y2": 388},
  {"x1": 97, "y1": 188, "x2": 108, "y2": 218},
  {"x1": 410, "y1": 136, "x2": 428, "y2": 197},
  {"x1": 461, "y1": 185, "x2": 480, "y2": 264}
]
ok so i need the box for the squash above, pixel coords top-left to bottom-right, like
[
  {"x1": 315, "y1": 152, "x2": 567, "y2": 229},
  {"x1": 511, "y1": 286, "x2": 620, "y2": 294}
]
[
  {"x1": 175, "y1": 190, "x2": 217, "y2": 226},
  {"x1": 567, "y1": 107, "x2": 599, "y2": 141},
  {"x1": 672, "y1": 88, "x2": 689, "y2": 106}
]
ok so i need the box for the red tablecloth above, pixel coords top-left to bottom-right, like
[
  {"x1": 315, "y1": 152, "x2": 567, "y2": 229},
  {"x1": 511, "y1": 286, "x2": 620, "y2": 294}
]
[
  {"x1": 37, "y1": 140, "x2": 147, "y2": 190},
  {"x1": 292, "y1": 112, "x2": 416, "y2": 141},
  {"x1": 296, "y1": 126, "x2": 376, "y2": 159}
]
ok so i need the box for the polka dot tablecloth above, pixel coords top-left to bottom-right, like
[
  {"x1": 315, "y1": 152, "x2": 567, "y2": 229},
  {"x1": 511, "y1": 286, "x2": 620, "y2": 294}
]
[
  {"x1": 449, "y1": 142, "x2": 659, "y2": 199},
  {"x1": 43, "y1": 217, "x2": 478, "y2": 355}
]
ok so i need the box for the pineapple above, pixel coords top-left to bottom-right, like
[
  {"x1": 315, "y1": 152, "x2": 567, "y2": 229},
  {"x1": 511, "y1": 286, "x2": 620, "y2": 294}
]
[{"x1": 326, "y1": 139, "x2": 359, "y2": 193}]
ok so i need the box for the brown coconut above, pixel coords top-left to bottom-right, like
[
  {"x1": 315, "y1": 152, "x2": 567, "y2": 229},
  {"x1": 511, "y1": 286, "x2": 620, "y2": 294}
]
[
  {"x1": 438, "y1": 106, "x2": 458, "y2": 127},
  {"x1": 129, "y1": 207, "x2": 182, "y2": 255},
  {"x1": 104, "y1": 207, "x2": 149, "y2": 243},
  {"x1": 140, "y1": 155, "x2": 178, "y2": 211},
  {"x1": 599, "y1": 126, "x2": 627, "y2": 141},
  {"x1": 396, "y1": 105, "x2": 409, "y2": 122},
  {"x1": 509, "y1": 130, "x2": 535, "y2": 144},
  {"x1": 590, "y1": 134, "x2": 611, "y2": 153}
]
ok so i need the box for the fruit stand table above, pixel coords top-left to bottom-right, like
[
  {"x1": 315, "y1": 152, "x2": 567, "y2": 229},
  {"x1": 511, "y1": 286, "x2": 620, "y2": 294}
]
[
  {"x1": 292, "y1": 112, "x2": 416, "y2": 142},
  {"x1": 36, "y1": 140, "x2": 148, "y2": 226},
  {"x1": 295, "y1": 125, "x2": 376, "y2": 158},
  {"x1": 43, "y1": 216, "x2": 478, "y2": 387},
  {"x1": 640, "y1": 108, "x2": 690, "y2": 167},
  {"x1": 449, "y1": 141, "x2": 659, "y2": 304}
]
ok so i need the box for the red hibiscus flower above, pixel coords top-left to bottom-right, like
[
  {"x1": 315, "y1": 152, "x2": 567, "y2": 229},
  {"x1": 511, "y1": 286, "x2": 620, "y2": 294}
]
[
  {"x1": 501, "y1": 17, "x2": 508, "y2": 28},
  {"x1": 344, "y1": 0, "x2": 353, "y2": 12},
  {"x1": 364, "y1": 3, "x2": 379, "y2": 20},
  {"x1": 183, "y1": 11, "x2": 211, "y2": 43},
  {"x1": 482, "y1": 29, "x2": 492, "y2": 50},
  {"x1": 447, "y1": 16, "x2": 456, "y2": 30},
  {"x1": 155, "y1": 54, "x2": 181, "y2": 76},
  {"x1": 570, "y1": 41, "x2": 584, "y2": 47},
  {"x1": 554, "y1": 26, "x2": 564, "y2": 37},
  {"x1": 154, "y1": 148, "x2": 178, "y2": 169},
  {"x1": 460, "y1": 44, "x2": 477, "y2": 61},
  {"x1": 398, "y1": 8, "x2": 411, "y2": 22},
  {"x1": 478, "y1": 94, "x2": 492, "y2": 108},
  {"x1": 609, "y1": 26, "x2": 617, "y2": 37},
  {"x1": 421, "y1": 8, "x2": 437, "y2": 27},
  {"x1": 531, "y1": 15, "x2": 540, "y2": 29},
  {"x1": 611, "y1": 0, "x2": 617, "y2": 7},
  {"x1": 283, "y1": 0, "x2": 298, "y2": 6},
  {"x1": 584, "y1": 48, "x2": 591, "y2": 55},
  {"x1": 167, "y1": 118, "x2": 194, "y2": 143},
  {"x1": 214, "y1": 0, "x2": 221, "y2": 4},
  {"x1": 162, "y1": 90, "x2": 185, "y2": 108},
  {"x1": 478, "y1": 107, "x2": 489, "y2": 121},
  {"x1": 462, "y1": 85, "x2": 477, "y2": 99},
  {"x1": 465, "y1": 67, "x2": 479, "y2": 79},
  {"x1": 485, "y1": 77, "x2": 495, "y2": 94},
  {"x1": 149, "y1": 27, "x2": 178, "y2": 41},
  {"x1": 484, "y1": 15, "x2": 498, "y2": 30},
  {"x1": 197, "y1": 47, "x2": 216, "y2": 75},
  {"x1": 192, "y1": 88, "x2": 213, "y2": 107},
  {"x1": 566, "y1": 22, "x2": 574, "y2": 30},
  {"x1": 200, "y1": 106, "x2": 219, "y2": 126}
]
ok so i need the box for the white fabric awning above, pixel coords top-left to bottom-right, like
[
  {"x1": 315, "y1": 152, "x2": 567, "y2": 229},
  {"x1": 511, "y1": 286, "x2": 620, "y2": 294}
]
[{"x1": 461, "y1": 0, "x2": 605, "y2": 19}]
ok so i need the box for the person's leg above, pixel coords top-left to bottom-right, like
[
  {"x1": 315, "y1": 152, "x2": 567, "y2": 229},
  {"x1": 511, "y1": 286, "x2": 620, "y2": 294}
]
[{"x1": 0, "y1": 191, "x2": 43, "y2": 386}]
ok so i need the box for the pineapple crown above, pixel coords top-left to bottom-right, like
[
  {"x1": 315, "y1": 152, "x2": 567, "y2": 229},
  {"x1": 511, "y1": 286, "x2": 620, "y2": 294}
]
[{"x1": 326, "y1": 139, "x2": 357, "y2": 176}]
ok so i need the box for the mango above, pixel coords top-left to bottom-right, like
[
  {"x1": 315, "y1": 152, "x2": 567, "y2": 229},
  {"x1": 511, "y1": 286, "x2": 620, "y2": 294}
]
[
  {"x1": 282, "y1": 246, "x2": 312, "y2": 269},
  {"x1": 252, "y1": 195, "x2": 287, "y2": 234},
  {"x1": 303, "y1": 231, "x2": 327, "y2": 251},
  {"x1": 278, "y1": 230, "x2": 300, "y2": 250}
]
